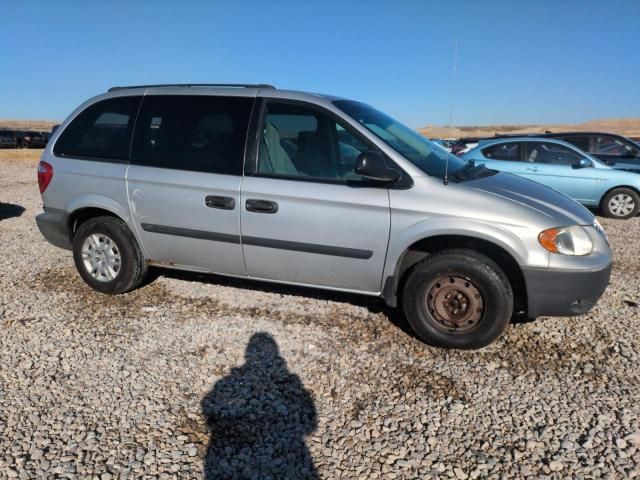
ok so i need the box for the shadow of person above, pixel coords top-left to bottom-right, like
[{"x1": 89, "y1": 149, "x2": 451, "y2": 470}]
[
  {"x1": 201, "y1": 333, "x2": 318, "y2": 479},
  {"x1": 0, "y1": 203, "x2": 25, "y2": 221}
]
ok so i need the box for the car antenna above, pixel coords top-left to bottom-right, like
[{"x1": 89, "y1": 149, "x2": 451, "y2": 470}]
[
  {"x1": 444, "y1": 37, "x2": 458, "y2": 186},
  {"x1": 443, "y1": 155, "x2": 449, "y2": 185}
]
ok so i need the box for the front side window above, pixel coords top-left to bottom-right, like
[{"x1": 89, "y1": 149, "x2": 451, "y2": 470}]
[
  {"x1": 526, "y1": 142, "x2": 583, "y2": 165},
  {"x1": 54, "y1": 96, "x2": 141, "y2": 160},
  {"x1": 482, "y1": 143, "x2": 521, "y2": 161},
  {"x1": 132, "y1": 95, "x2": 253, "y2": 175},
  {"x1": 333, "y1": 100, "x2": 467, "y2": 179},
  {"x1": 257, "y1": 101, "x2": 372, "y2": 181},
  {"x1": 593, "y1": 135, "x2": 639, "y2": 156}
]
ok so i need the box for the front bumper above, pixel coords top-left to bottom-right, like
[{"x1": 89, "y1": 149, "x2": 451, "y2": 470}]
[
  {"x1": 522, "y1": 263, "x2": 612, "y2": 318},
  {"x1": 35, "y1": 207, "x2": 72, "y2": 250}
]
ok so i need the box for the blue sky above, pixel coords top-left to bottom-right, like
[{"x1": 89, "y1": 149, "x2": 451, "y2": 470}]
[{"x1": 1, "y1": 0, "x2": 639, "y2": 127}]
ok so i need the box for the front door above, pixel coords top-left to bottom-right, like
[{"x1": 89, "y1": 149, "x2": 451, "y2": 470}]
[
  {"x1": 240, "y1": 100, "x2": 391, "y2": 293},
  {"x1": 126, "y1": 94, "x2": 254, "y2": 275},
  {"x1": 519, "y1": 141, "x2": 597, "y2": 203}
]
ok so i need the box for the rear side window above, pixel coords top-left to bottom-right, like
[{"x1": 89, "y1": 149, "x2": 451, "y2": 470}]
[
  {"x1": 54, "y1": 96, "x2": 141, "y2": 160},
  {"x1": 482, "y1": 142, "x2": 521, "y2": 161},
  {"x1": 131, "y1": 95, "x2": 253, "y2": 175}
]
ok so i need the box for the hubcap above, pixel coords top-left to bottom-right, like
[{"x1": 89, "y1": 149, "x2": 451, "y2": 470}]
[
  {"x1": 81, "y1": 234, "x2": 121, "y2": 282},
  {"x1": 426, "y1": 275, "x2": 484, "y2": 333},
  {"x1": 609, "y1": 194, "x2": 635, "y2": 217}
]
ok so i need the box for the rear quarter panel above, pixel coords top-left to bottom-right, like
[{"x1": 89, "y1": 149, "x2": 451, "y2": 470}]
[{"x1": 40, "y1": 153, "x2": 135, "y2": 244}]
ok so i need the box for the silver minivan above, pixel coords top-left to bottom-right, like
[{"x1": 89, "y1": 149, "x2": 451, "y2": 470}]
[{"x1": 36, "y1": 84, "x2": 612, "y2": 349}]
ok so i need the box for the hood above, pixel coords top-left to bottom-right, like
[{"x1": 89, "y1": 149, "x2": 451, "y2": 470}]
[
  {"x1": 466, "y1": 171, "x2": 594, "y2": 226},
  {"x1": 611, "y1": 161, "x2": 640, "y2": 173}
]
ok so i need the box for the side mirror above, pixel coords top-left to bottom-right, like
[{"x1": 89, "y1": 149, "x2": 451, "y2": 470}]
[
  {"x1": 354, "y1": 152, "x2": 400, "y2": 183},
  {"x1": 572, "y1": 158, "x2": 592, "y2": 169}
]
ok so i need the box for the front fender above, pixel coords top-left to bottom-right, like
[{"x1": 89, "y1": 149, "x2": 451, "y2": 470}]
[{"x1": 381, "y1": 217, "x2": 548, "y2": 305}]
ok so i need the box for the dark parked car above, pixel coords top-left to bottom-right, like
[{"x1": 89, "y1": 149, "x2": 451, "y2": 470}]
[
  {"x1": 0, "y1": 130, "x2": 18, "y2": 148},
  {"x1": 17, "y1": 130, "x2": 47, "y2": 148},
  {"x1": 544, "y1": 132, "x2": 640, "y2": 169}
]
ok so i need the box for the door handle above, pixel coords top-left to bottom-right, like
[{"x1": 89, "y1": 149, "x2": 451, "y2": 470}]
[
  {"x1": 525, "y1": 167, "x2": 539, "y2": 172},
  {"x1": 245, "y1": 199, "x2": 278, "y2": 214},
  {"x1": 205, "y1": 195, "x2": 235, "y2": 210}
]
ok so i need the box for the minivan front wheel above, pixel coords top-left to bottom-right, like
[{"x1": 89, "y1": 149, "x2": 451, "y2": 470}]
[
  {"x1": 72, "y1": 216, "x2": 147, "y2": 294},
  {"x1": 402, "y1": 249, "x2": 513, "y2": 349},
  {"x1": 601, "y1": 188, "x2": 639, "y2": 219}
]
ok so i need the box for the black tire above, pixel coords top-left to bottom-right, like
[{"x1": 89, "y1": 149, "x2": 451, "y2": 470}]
[
  {"x1": 72, "y1": 216, "x2": 147, "y2": 294},
  {"x1": 402, "y1": 249, "x2": 513, "y2": 349},
  {"x1": 601, "y1": 188, "x2": 640, "y2": 219}
]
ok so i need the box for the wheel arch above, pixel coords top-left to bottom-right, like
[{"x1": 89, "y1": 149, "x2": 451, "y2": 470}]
[
  {"x1": 67, "y1": 207, "x2": 124, "y2": 239},
  {"x1": 599, "y1": 184, "x2": 640, "y2": 205},
  {"x1": 65, "y1": 195, "x2": 132, "y2": 240},
  {"x1": 382, "y1": 233, "x2": 528, "y2": 320}
]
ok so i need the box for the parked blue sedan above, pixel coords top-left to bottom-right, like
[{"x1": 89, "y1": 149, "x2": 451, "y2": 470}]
[{"x1": 463, "y1": 138, "x2": 640, "y2": 219}]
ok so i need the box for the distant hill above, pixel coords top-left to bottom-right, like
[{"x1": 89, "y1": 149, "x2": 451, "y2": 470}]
[
  {"x1": 2, "y1": 117, "x2": 640, "y2": 139},
  {"x1": 419, "y1": 118, "x2": 640, "y2": 139},
  {"x1": 0, "y1": 119, "x2": 59, "y2": 132}
]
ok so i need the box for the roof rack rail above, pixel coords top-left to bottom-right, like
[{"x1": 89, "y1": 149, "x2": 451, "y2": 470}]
[{"x1": 107, "y1": 83, "x2": 275, "y2": 92}]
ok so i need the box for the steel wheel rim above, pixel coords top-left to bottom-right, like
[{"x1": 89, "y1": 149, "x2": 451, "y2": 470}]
[
  {"x1": 81, "y1": 234, "x2": 121, "y2": 282},
  {"x1": 425, "y1": 275, "x2": 484, "y2": 333},
  {"x1": 609, "y1": 194, "x2": 635, "y2": 217}
]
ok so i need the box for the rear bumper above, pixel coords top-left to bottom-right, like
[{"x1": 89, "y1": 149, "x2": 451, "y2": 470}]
[
  {"x1": 523, "y1": 263, "x2": 612, "y2": 318},
  {"x1": 35, "y1": 208, "x2": 71, "y2": 250}
]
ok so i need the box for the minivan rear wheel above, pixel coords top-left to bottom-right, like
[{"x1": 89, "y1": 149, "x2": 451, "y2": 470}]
[
  {"x1": 72, "y1": 216, "x2": 147, "y2": 294},
  {"x1": 601, "y1": 188, "x2": 639, "y2": 219},
  {"x1": 402, "y1": 249, "x2": 513, "y2": 349}
]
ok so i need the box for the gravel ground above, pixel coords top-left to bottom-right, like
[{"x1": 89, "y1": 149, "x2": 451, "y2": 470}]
[{"x1": 0, "y1": 153, "x2": 639, "y2": 479}]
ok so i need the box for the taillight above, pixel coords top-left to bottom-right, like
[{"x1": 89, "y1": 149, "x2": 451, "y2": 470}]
[{"x1": 38, "y1": 161, "x2": 53, "y2": 193}]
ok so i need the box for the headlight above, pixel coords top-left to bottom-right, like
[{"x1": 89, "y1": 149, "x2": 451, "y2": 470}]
[
  {"x1": 538, "y1": 225, "x2": 593, "y2": 256},
  {"x1": 593, "y1": 219, "x2": 609, "y2": 243}
]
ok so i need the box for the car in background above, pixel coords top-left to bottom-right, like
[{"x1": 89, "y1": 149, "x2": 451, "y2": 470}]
[
  {"x1": 463, "y1": 137, "x2": 640, "y2": 219},
  {"x1": 17, "y1": 131, "x2": 47, "y2": 148},
  {"x1": 0, "y1": 130, "x2": 18, "y2": 148},
  {"x1": 451, "y1": 137, "x2": 481, "y2": 156},
  {"x1": 546, "y1": 132, "x2": 640, "y2": 167},
  {"x1": 430, "y1": 139, "x2": 452, "y2": 152},
  {"x1": 492, "y1": 131, "x2": 640, "y2": 171}
]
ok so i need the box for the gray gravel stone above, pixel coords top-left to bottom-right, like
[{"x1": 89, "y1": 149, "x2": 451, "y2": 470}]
[{"x1": 1, "y1": 155, "x2": 639, "y2": 478}]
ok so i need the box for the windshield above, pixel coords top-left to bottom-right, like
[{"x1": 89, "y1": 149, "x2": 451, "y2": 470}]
[{"x1": 333, "y1": 100, "x2": 467, "y2": 178}]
